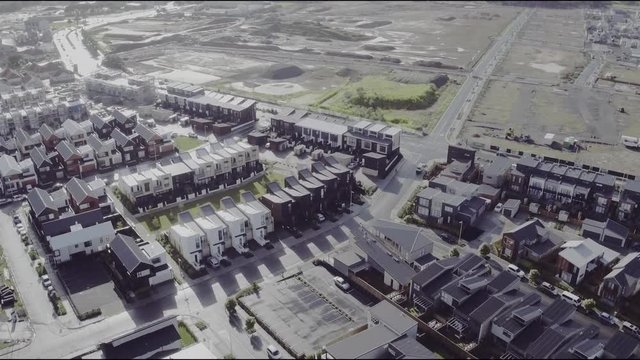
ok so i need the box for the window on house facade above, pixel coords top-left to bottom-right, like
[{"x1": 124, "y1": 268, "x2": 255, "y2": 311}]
[
  {"x1": 378, "y1": 145, "x2": 387, "y2": 154},
  {"x1": 362, "y1": 141, "x2": 371, "y2": 150},
  {"x1": 84, "y1": 241, "x2": 92, "y2": 247}
]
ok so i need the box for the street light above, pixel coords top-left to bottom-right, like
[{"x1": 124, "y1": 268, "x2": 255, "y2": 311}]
[{"x1": 458, "y1": 220, "x2": 463, "y2": 245}]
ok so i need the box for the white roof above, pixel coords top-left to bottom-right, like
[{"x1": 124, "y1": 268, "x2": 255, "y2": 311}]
[
  {"x1": 216, "y1": 209, "x2": 242, "y2": 223},
  {"x1": 194, "y1": 216, "x2": 225, "y2": 232},
  {"x1": 367, "y1": 123, "x2": 386, "y2": 133},
  {"x1": 48, "y1": 221, "x2": 114, "y2": 250},
  {"x1": 296, "y1": 117, "x2": 348, "y2": 136},
  {"x1": 559, "y1": 238, "x2": 620, "y2": 268},
  {"x1": 163, "y1": 343, "x2": 217, "y2": 359},
  {"x1": 171, "y1": 224, "x2": 197, "y2": 238}
]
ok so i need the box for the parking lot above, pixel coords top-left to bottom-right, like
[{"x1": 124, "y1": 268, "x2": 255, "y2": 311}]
[
  {"x1": 57, "y1": 256, "x2": 125, "y2": 317},
  {"x1": 240, "y1": 266, "x2": 372, "y2": 355}
]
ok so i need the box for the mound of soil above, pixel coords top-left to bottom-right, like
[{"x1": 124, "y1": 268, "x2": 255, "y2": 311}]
[
  {"x1": 356, "y1": 20, "x2": 392, "y2": 29},
  {"x1": 325, "y1": 51, "x2": 373, "y2": 60},
  {"x1": 437, "y1": 16, "x2": 456, "y2": 21},
  {"x1": 430, "y1": 74, "x2": 449, "y2": 88},
  {"x1": 362, "y1": 44, "x2": 396, "y2": 52},
  {"x1": 336, "y1": 67, "x2": 357, "y2": 78},
  {"x1": 379, "y1": 56, "x2": 401, "y2": 64},
  {"x1": 262, "y1": 64, "x2": 304, "y2": 80},
  {"x1": 413, "y1": 60, "x2": 461, "y2": 70}
]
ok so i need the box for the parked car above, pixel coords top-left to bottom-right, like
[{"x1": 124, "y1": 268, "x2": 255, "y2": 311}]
[
  {"x1": 12, "y1": 194, "x2": 25, "y2": 202},
  {"x1": 188, "y1": 132, "x2": 198, "y2": 138},
  {"x1": 416, "y1": 162, "x2": 425, "y2": 174},
  {"x1": 494, "y1": 203, "x2": 504, "y2": 213},
  {"x1": 507, "y1": 264, "x2": 526, "y2": 279},
  {"x1": 539, "y1": 282, "x2": 557, "y2": 297},
  {"x1": 622, "y1": 321, "x2": 640, "y2": 337},
  {"x1": 315, "y1": 213, "x2": 326, "y2": 223},
  {"x1": 333, "y1": 276, "x2": 351, "y2": 292},
  {"x1": 41, "y1": 275, "x2": 51, "y2": 288},
  {"x1": 51, "y1": 183, "x2": 64, "y2": 191},
  {"x1": 48, "y1": 288, "x2": 57, "y2": 299},
  {"x1": 13, "y1": 214, "x2": 21, "y2": 224},
  {"x1": 598, "y1": 311, "x2": 616, "y2": 326},
  {"x1": 206, "y1": 257, "x2": 220, "y2": 269},
  {"x1": 347, "y1": 161, "x2": 358, "y2": 170},
  {"x1": 18, "y1": 229, "x2": 27, "y2": 237},
  {"x1": 266, "y1": 345, "x2": 282, "y2": 359},
  {"x1": 15, "y1": 223, "x2": 25, "y2": 233}
]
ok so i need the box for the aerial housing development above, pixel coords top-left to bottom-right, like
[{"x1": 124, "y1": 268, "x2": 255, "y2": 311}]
[{"x1": 1, "y1": 1, "x2": 640, "y2": 359}]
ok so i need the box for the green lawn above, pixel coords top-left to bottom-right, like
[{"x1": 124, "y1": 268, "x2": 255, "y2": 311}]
[
  {"x1": 177, "y1": 322, "x2": 197, "y2": 348},
  {"x1": 344, "y1": 75, "x2": 434, "y2": 100},
  {"x1": 50, "y1": 21, "x2": 75, "y2": 31},
  {"x1": 174, "y1": 136, "x2": 205, "y2": 152},
  {"x1": 139, "y1": 170, "x2": 286, "y2": 233}
]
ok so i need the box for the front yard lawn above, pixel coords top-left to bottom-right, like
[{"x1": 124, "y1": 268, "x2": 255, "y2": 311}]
[{"x1": 174, "y1": 136, "x2": 204, "y2": 152}]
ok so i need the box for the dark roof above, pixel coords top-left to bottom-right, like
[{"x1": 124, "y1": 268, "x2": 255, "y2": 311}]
[
  {"x1": 484, "y1": 156, "x2": 512, "y2": 176},
  {"x1": 322, "y1": 155, "x2": 350, "y2": 174},
  {"x1": 41, "y1": 208, "x2": 104, "y2": 237},
  {"x1": 29, "y1": 146, "x2": 51, "y2": 167},
  {"x1": 504, "y1": 219, "x2": 547, "y2": 242},
  {"x1": 542, "y1": 298, "x2": 576, "y2": 325},
  {"x1": 15, "y1": 128, "x2": 41, "y2": 148},
  {"x1": 457, "y1": 253, "x2": 486, "y2": 273},
  {"x1": 413, "y1": 253, "x2": 437, "y2": 266},
  {"x1": 551, "y1": 326, "x2": 601, "y2": 359},
  {"x1": 283, "y1": 176, "x2": 311, "y2": 196},
  {"x1": 526, "y1": 326, "x2": 569, "y2": 359},
  {"x1": 27, "y1": 187, "x2": 56, "y2": 218},
  {"x1": 89, "y1": 112, "x2": 114, "y2": 128},
  {"x1": 387, "y1": 335, "x2": 436, "y2": 359},
  {"x1": 265, "y1": 182, "x2": 293, "y2": 203},
  {"x1": 103, "y1": 321, "x2": 180, "y2": 359},
  {"x1": 355, "y1": 239, "x2": 417, "y2": 285},
  {"x1": 486, "y1": 271, "x2": 519, "y2": 293},
  {"x1": 604, "y1": 331, "x2": 640, "y2": 359},
  {"x1": 55, "y1": 140, "x2": 80, "y2": 161},
  {"x1": 65, "y1": 177, "x2": 94, "y2": 204},
  {"x1": 311, "y1": 162, "x2": 338, "y2": 181},
  {"x1": 469, "y1": 295, "x2": 507, "y2": 323},
  {"x1": 594, "y1": 173, "x2": 615, "y2": 187},
  {"x1": 326, "y1": 324, "x2": 398, "y2": 359},
  {"x1": 110, "y1": 234, "x2": 152, "y2": 273},
  {"x1": 298, "y1": 169, "x2": 325, "y2": 189}
]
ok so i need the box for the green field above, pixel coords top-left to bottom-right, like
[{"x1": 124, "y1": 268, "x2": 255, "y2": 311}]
[
  {"x1": 316, "y1": 75, "x2": 460, "y2": 131},
  {"x1": 139, "y1": 170, "x2": 285, "y2": 232},
  {"x1": 174, "y1": 136, "x2": 204, "y2": 152},
  {"x1": 177, "y1": 322, "x2": 197, "y2": 347}
]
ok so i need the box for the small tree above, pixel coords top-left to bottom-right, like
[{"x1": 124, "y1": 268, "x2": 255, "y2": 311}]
[
  {"x1": 251, "y1": 282, "x2": 260, "y2": 294},
  {"x1": 225, "y1": 298, "x2": 237, "y2": 315},
  {"x1": 582, "y1": 298, "x2": 597, "y2": 313},
  {"x1": 479, "y1": 243, "x2": 491, "y2": 257},
  {"x1": 450, "y1": 247, "x2": 460, "y2": 258},
  {"x1": 223, "y1": 354, "x2": 235, "y2": 360},
  {"x1": 150, "y1": 216, "x2": 160, "y2": 230},
  {"x1": 528, "y1": 269, "x2": 540, "y2": 285},
  {"x1": 244, "y1": 316, "x2": 256, "y2": 334}
]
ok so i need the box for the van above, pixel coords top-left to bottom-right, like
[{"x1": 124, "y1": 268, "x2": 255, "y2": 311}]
[
  {"x1": 507, "y1": 264, "x2": 526, "y2": 279},
  {"x1": 560, "y1": 291, "x2": 581, "y2": 307},
  {"x1": 622, "y1": 321, "x2": 640, "y2": 337}
]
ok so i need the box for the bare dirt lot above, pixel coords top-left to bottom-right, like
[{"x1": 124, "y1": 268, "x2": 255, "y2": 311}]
[{"x1": 496, "y1": 8, "x2": 587, "y2": 82}]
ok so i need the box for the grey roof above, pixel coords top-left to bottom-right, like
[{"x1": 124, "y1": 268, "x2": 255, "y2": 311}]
[
  {"x1": 298, "y1": 168, "x2": 325, "y2": 189},
  {"x1": 370, "y1": 219, "x2": 435, "y2": 254},
  {"x1": 526, "y1": 322, "x2": 582, "y2": 359},
  {"x1": 27, "y1": 187, "x2": 56, "y2": 217},
  {"x1": 55, "y1": 140, "x2": 80, "y2": 161},
  {"x1": 111, "y1": 128, "x2": 136, "y2": 147},
  {"x1": 469, "y1": 295, "x2": 507, "y2": 323},
  {"x1": 542, "y1": 298, "x2": 576, "y2": 325},
  {"x1": 503, "y1": 198, "x2": 521, "y2": 210},
  {"x1": 326, "y1": 324, "x2": 398, "y2": 359},
  {"x1": 517, "y1": 156, "x2": 540, "y2": 169},
  {"x1": 604, "y1": 331, "x2": 640, "y2": 359},
  {"x1": 355, "y1": 239, "x2": 417, "y2": 285},
  {"x1": 161, "y1": 162, "x2": 192, "y2": 177},
  {"x1": 413, "y1": 253, "x2": 437, "y2": 266},
  {"x1": 457, "y1": 253, "x2": 486, "y2": 273},
  {"x1": 29, "y1": 146, "x2": 51, "y2": 167},
  {"x1": 333, "y1": 250, "x2": 365, "y2": 268},
  {"x1": 477, "y1": 184, "x2": 501, "y2": 196},
  {"x1": 0, "y1": 154, "x2": 21, "y2": 177},
  {"x1": 311, "y1": 162, "x2": 338, "y2": 181},
  {"x1": 417, "y1": 187, "x2": 441, "y2": 200},
  {"x1": 65, "y1": 177, "x2": 94, "y2": 204},
  {"x1": 110, "y1": 234, "x2": 152, "y2": 273},
  {"x1": 583, "y1": 218, "x2": 630, "y2": 240},
  {"x1": 369, "y1": 300, "x2": 416, "y2": 335},
  {"x1": 387, "y1": 335, "x2": 436, "y2": 359},
  {"x1": 504, "y1": 219, "x2": 547, "y2": 242},
  {"x1": 594, "y1": 173, "x2": 615, "y2": 187},
  {"x1": 89, "y1": 111, "x2": 114, "y2": 128},
  {"x1": 265, "y1": 182, "x2": 293, "y2": 203},
  {"x1": 134, "y1": 123, "x2": 161, "y2": 142},
  {"x1": 87, "y1": 134, "x2": 108, "y2": 152},
  {"x1": 483, "y1": 156, "x2": 512, "y2": 176},
  {"x1": 412, "y1": 262, "x2": 453, "y2": 287},
  {"x1": 323, "y1": 155, "x2": 350, "y2": 173},
  {"x1": 39, "y1": 123, "x2": 56, "y2": 139},
  {"x1": 15, "y1": 128, "x2": 41, "y2": 148}
]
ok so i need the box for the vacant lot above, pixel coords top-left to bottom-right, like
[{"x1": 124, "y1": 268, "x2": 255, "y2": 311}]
[
  {"x1": 497, "y1": 8, "x2": 587, "y2": 82},
  {"x1": 601, "y1": 62, "x2": 640, "y2": 85},
  {"x1": 139, "y1": 170, "x2": 285, "y2": 232},
  {"x1": 173, "y1": 136, "x2": 204, "y2": 152}
]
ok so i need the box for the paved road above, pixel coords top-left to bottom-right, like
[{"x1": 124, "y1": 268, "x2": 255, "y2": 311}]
[{"x1": 431, "y1": 9, "x2": 531, "y2": 141}]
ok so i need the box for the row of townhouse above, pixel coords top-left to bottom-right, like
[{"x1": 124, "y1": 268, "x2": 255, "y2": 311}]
[
  {"x1": 169, "y1": 193, "x2": 274, "y2": 270},
  {"x1": 84, "y1": 71, "x2": 156, "y2": 105},
  {"x1": 26, "y1": 177, "x2": 116, "y2": 264},
  {"x1": 270, "y1": 109, "x2": 402, "y2": 178},
  {"x1": 260, "y1": 155, "x2": 353, "y2": 229},
  {"x1": 0, "y1": 97, "x2": 88, "y2": 135},
  {"x1": 117, "y1": 140, "x2": 262, "y2": 213},
  {"x1": 0, "y1": 153, "x2": 36, "y2": 196},
  {"x1": 0, "y1": 88, "x2": 46, "y2": 111},
  {"x1": 0, "y1": 111, "x2": 175, "y2": 194},
  {"x1": 409, "y1": 253, "x2": 636, "y2": 359},
  {"x1": 158, "y1": 82, "x2": 256, "y2": 125}
]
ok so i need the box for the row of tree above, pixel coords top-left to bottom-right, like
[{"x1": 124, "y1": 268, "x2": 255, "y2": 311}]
[{"x1": 348, "y1": 86, "x2": 438, "y2": 110}]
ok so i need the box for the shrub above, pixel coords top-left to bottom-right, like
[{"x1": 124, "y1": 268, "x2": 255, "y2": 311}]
[
  {"x1": 28, "y1": 249, "x2": 38, "y2": 261},
  {"x1": 150, "y1": 216, "x2": 160, "y2": 230},
  {"x1": 225, "y1": 298, "x2": 237, "y2": 315},
  {"x1": 195, "y1": 320, "x2": 207, "y2": 330},
  {"x1": 582, "y1": 298, "x2": 596, "y2": 312},
  {"x1": 479, "y1": 244, "x2": 491, "y2": 257},
  {"x1": 528, "y1": 269, "x2": 540, "y2": 285},
  {"x1": 245, "y1": 316, "x2": 256, "y2": 334},
  {"x1": 223, "y1": 354, "x2": 235, "y2": 360},
  {"x1": 450, "y1": 247, "x2": 460, "y2": 257},
  {"x1": 55, "y1": 300, "x2": 67, "y2": 316},
  {"x1": 251, "y1": 282, "x2": 260, "y2": 294},
  {"x1": 77, "y1": 308, "x2": 102, "y2": 321},
  {"x1": 36, "y1": 263, "x2": 47, "y2": 276}
]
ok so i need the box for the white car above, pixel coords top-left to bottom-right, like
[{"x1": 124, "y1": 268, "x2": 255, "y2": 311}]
[
  {"x1": 315, "y1": 213, "x2": 326, "y2": 223},
  {"x1": 507, "y1": 264, "x2": 526, "y2": 279},
  {"x1": 334, "y1": 276, "x2": 351, "y2": 291},
  {"x1": 267, "y1": 345, "x2": 282, "y2": 359},
  {"x1": 494, "y1": 203, "x2": 504, "y2": 213},
  {"x1": 15, "y1": 223, "x2": 25, "y2": 233},
  {"x1": 206, "y1": 257, "x2": 220, "y2": 269}
]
